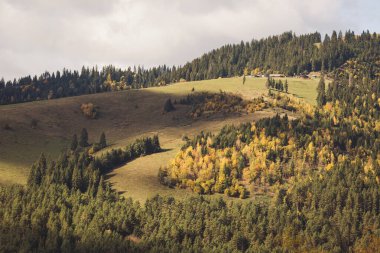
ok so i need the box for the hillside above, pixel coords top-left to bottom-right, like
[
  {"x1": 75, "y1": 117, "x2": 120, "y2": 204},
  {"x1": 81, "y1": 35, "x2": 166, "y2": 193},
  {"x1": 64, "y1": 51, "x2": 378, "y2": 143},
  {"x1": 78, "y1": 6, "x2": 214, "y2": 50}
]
[
  {"x1": 0, "y1": 77, "x2": 317, "y2": 187},
  {"x1": 1, "y1": 31, "x2": 378, "y2": 105},
  {"x1": 1, "y1": 70, "x2": 379, "y2": 252}
]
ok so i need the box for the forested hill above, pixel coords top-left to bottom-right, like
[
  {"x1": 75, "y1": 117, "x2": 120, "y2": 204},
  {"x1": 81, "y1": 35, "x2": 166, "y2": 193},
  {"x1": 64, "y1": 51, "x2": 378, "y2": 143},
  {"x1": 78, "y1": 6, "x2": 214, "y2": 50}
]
[{"x1": 0, "y1": 30, "x2": 379, "y2": 105}]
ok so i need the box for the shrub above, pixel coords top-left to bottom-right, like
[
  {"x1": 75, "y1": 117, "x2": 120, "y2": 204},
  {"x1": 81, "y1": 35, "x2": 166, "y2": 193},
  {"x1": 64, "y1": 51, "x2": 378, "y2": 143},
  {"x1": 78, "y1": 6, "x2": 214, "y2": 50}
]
[{"x1": 81, "y1": 103, "x2": 98, "y2": 119}]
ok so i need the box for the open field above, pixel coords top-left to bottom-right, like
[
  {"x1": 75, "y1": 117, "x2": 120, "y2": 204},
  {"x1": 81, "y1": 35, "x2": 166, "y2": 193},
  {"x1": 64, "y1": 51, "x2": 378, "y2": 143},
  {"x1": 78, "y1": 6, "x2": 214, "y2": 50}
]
[
  {"x1": 150, "y1": 77, "x2": 319, "y2": 105},
  {"x1": 0, "y1": 77, "x2": 318, "y2": 198}
]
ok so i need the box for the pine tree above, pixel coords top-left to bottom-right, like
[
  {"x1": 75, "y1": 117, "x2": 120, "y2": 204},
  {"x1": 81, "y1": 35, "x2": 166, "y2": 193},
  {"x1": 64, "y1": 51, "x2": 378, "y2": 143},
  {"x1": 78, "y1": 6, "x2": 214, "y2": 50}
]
[
  {"x1": 71, "y1": 166, "x2": 83, "y2": 191},
  {"x1": 279, "y1": 80, "x2": 284, "y2": 91},
  {"x1": 265, "y1": 77, "x2": 270, "y2": 89},
  {"x1": 152, "y1": 135, "x2": 160, "y2": 152},
  {"x1": 79, "y1": 128, "x2": 89, "y2": 147},
  {"x1": 27, "y1": 154, "x2": 46, "y2": 186},
  {"x1": 38, "y1": 153, "x2": 47, "y2": 176},
  {"x1": 317, "y1": 76, "x2": 326, "y2": 107},
  {"x1": 71, "y1": 134, "x2": 78, "y2": 151},
  {"x1": 97, "y1": 176, "x2": 105, "y2": 198},
  {"x1": 99, "y1": 132, "x2": 106, "y2": 148},
  {"x1": 285, "y1": 80, "x2": 289, "y2": 93}
]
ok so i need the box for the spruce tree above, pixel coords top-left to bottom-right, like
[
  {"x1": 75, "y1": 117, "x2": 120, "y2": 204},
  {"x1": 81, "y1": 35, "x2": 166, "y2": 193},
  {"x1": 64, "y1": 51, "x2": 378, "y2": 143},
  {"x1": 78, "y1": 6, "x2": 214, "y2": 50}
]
[
  {"x1": 152, "y1": 135, "x2": 160, "y2": 152},
  {"x1": 71, "y1": 166, "x2": 82, "y2": 191},
  {"x1": 79, "y1": 128, "x2": 89, "y2": 147},
  {"x1": 317, "y1": 76, "x2": 326, "y2": 107},
  {"x1": 71, "y1": 134, "x2": 78, "y2": 151},
  {"x1": 99, "y1": 132, "x2": 106, "y2": 148},
  {"x1": 285, "y1": 80, "x2": 289, "y2": 93},
  {"x1": 265, "y1": 77, "x2": 270, "y2": 89}
]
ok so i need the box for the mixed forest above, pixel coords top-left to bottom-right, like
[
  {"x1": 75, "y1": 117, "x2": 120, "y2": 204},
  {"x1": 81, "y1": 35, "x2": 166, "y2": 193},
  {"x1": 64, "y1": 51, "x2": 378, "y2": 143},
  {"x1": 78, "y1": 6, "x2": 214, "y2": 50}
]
[{"x1": 0, "y1": 30, "x2": 380, "y2": 252}]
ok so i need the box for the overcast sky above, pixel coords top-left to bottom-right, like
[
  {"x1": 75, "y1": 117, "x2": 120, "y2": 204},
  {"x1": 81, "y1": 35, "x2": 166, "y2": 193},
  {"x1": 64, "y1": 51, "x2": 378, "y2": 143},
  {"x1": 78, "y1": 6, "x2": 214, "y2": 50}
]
[{"x1": 0, "y1": 0, "x2": 378, "y2": 80}]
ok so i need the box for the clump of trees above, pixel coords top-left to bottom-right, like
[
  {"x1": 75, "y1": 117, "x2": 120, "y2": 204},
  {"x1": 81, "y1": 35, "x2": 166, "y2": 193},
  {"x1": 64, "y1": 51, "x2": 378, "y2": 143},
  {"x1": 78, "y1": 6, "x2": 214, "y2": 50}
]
[
  {"x1": 95, "y1": 135, "x2": 160, "y2": 174},
  {"x1": 81, "y1": 103, "x2": 98, "y2": 119},
  {"x1": 90, "y1": 132, "x2": 107, "y2": 154},
  {"x1": 28, "y1": 135, "x2": 161, "y2": 190},
  {"x1": 179, "y1": 92, "x2": 268, "y2": 118},
  {"x1": 265, "y1": 77, "x2": 288, "y2": 92},
  {"x1": 70, "y1": 129, "x2": 105, "y2": 153}
]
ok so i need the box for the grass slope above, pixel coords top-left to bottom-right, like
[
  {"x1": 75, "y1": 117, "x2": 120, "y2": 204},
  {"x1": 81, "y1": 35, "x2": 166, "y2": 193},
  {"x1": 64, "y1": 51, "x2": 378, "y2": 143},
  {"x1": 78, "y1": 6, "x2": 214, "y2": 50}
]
[{"x1": 0, "y1": 77, "x2": 318, "y2": 196}]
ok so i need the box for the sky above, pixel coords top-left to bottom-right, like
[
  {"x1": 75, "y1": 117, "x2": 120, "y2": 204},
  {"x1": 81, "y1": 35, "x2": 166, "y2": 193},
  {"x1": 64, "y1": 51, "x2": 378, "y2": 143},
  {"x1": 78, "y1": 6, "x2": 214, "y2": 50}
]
[{"x1": 0, "y1": 0, "x2": 379, "y2": 81}]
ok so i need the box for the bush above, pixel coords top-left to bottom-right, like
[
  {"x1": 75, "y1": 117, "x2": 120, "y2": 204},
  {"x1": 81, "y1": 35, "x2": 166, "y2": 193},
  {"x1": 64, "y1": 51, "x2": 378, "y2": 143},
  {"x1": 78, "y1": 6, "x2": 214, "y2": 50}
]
[{"x1": 81, "y1": 103, "x2": 98, "y2": 119}]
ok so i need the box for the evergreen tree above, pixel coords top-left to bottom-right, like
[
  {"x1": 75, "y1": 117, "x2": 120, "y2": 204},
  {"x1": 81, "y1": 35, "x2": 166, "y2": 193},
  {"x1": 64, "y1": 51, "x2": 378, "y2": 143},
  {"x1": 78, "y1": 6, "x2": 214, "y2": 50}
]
[
  {"x1": 265, "y1": 77, "x2": 270, "y2": 89},
  {"x1": 71, "y1": 134, "x2": 78, "y2": 151},
  {"x1": 79, "y1": 128, "x2": 89, "y2": 147},
  {"x1": 279, "y1": 80, "x2": 284, "y2": 91},
  {"x1": 99, "y1": 132, "x2": 106, "y2": 148},
  {"x1": 71, "y1": 166, "x2": 83, "y2": 191},
  {"x1": 317, "y1": 76, "x2": 326, "y2": 107},
  {"x1": 285, "y1": 80, "x2": 289, "y2": 93},
  {"x1": 152, "y1": 135, "x2": 160, "y2": 152}
]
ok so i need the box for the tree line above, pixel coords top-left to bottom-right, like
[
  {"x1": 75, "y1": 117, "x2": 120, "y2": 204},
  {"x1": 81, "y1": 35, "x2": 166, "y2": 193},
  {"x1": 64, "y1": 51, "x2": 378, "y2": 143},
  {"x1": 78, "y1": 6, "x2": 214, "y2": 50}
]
[
  {"x1": 0, "y1": 30, "x2": 379, "y2": 105},
  {"x1": 1, "y1": 125, "x2": 379, "y2": 252}
]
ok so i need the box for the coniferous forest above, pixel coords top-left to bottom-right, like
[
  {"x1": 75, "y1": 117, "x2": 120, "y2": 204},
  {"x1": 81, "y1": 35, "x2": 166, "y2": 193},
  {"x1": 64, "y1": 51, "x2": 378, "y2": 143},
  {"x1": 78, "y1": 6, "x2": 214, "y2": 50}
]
[
  {"x1": 1, "y1": 29, "x2": 380, "y2": 252},
  {"x1": 0, "y1": 31, "x2": 379, "y2": 105}
]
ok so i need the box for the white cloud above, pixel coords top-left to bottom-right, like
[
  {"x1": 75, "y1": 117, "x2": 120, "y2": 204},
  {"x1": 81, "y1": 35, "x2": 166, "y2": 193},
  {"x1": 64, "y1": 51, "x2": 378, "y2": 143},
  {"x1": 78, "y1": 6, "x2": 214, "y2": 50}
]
[{"x1": 0, "y1": 0, "x2": 378, "y2": 80}]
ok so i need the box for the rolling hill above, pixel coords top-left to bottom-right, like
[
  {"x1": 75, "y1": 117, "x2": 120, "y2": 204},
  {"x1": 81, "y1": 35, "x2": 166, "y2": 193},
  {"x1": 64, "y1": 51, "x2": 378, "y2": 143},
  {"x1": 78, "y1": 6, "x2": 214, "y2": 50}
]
[{"x1": 0, "y1": 77, "x2": 318, "y2": 192}]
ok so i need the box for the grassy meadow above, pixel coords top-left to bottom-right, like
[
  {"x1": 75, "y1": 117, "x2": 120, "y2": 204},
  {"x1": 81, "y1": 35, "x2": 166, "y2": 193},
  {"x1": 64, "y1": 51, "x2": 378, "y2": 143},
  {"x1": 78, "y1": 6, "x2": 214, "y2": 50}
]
[{"x1": 0, "y1": 77, "x2": 318, "y2": 200}]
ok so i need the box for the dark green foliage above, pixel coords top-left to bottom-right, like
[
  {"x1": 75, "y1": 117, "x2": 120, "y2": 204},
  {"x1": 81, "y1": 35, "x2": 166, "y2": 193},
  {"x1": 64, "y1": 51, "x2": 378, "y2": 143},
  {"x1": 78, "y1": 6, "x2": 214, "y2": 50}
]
[
  {"x1": 285, "y1": 79, "x2": 288, "y2": 93},
  {"x1": 266, "y1": 77, "x2": 285, "y2": 92},
  {"x1": 95, "y1": 135, "x2": 161, "y2": 174},
  {"x1": 27, "y1": 153, "x2": 47, "y2": 187},
  {"x1": 317, "y1": 75, "x2": 326, "y2": 107},
  {"x1": 99, "y1": 132, "x2": 107, "y2": 149},
  {"x1": 1, "y1": 112, "x2": 380, "y2": 252},
  {"x1": 91, "y1": 132, "x2": 108, "y2": 153},
  {"x1": 79, "y1": 128, "x2": 89, "y2": 147},
  {"x1": 71, "y1": 134, "x2": 78, "y2": 151},
  {"x1": 163, "y1": 98, "x2": 175, "y2": 112},
  {"x1": 1, "y1": 160, "x2": 379, "y2": 252}
]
